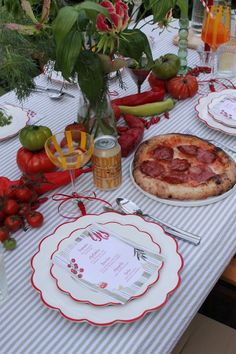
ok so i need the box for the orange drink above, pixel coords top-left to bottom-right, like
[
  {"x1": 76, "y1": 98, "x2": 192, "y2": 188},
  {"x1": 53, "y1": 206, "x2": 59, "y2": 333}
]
[{"x1": 201, "y1": 5, "x2": 231, "y2": 51}]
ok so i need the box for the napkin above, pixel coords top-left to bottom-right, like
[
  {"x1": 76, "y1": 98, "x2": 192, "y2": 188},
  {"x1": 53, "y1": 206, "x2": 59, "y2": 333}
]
[{"x1": 173, "y1": 28, "x2": 203, "y2": 50}]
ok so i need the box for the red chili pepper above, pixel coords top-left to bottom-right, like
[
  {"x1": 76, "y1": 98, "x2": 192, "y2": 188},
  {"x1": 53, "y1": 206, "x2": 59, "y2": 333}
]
[
  {"x1": 117, "y1": 126, "x2": 129, "y2": 134},
  {"x1": 78, "y1": 200, "x2": 86, "y2": 215},
  {"x1": 123, "y1": 113, "x2": 145, "y2": 130},
  {"x1": 151, "y1": 116, "x2": 161, "y2": 125},
  {"x1": 164, "y1": 111, "x2": 169, "y2": 119},
  {"x1": 112, "y1": 104, "x2": 121, "y2": 120},
  {"x1": 111, "y1": 90, "x2": 165, "y2": 107},
  {"x1": 117, "y1": 114, "x2": 144, "y2": 157},
  {"x1": 209, "y1": 81, "x2": 216, "y2": 92},
  {"x1": 148, "y1": 73, "x2": 166, "y2": 91},
  {"x1": 118, "y1": 127, "x2": 144, "y2": 157},
  {"x1": 145, "y1": 121, "x2": 152, "y2": 129}
]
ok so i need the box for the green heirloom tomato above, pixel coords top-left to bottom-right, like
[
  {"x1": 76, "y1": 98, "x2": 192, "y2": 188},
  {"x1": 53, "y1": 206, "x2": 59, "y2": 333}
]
[
  {"x1": 19, "y1": 125, "x2": 52, "y2": 151},
  {"x1": 152, "y1": 54, "x2": 180, "y2": 80}
]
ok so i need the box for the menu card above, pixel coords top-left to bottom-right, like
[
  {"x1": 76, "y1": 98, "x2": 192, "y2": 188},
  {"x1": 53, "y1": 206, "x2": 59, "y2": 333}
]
[
  {"x1": 52, "y1": 223, "x2": 163, "y2": 304},
  {"x1": 211, "y1": 96, "x2": 236, "y2": 121}
]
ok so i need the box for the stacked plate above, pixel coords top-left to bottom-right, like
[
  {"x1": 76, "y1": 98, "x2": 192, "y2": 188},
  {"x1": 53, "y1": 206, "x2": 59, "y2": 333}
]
[
  {"x1": 31, "y1": 212, "x2": 183, "y2": 326},
  {"x1": 195, "y1": 89, "x2": 236, "y2": 136}
]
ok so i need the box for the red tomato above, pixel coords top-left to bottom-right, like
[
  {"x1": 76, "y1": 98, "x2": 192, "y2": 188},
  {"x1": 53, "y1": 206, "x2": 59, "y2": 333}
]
[
  {"x1": 4, "y1": 215, "x2": 23, "y2": 232},
  {"x1": 18, "y1": 203, "x2": 31, "y2": 217},
  {"x1": 166, "y1": 75, "x2": 198, "y2": 100},
  {"x1": 3, "y1": 199, "x2": 19, "y2": 215},
  {"x1": 65, "y1": 122, "x2": 87, "y2": 133},
  {"x1": 0, "y1": 226, "x2": 9, "y2": 242},
  {"x1": 16, "y1": 147, "x2": 56, "y2": 175},
  {"x1": 26, "y1": 211, "x2": 44, "y2": 228},
  {"x1": 15, "y1": 186, "x2": 32, "y2": 202}
]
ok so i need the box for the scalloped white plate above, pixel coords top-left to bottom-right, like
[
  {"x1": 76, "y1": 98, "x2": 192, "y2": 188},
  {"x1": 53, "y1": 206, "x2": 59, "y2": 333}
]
[
  {"x1": 195, "y1": 89, "x2": 236, "y2": 136},
  {"x1": 0, "y1": 104, "x2": 29, "y2": 141},
  {"x1": 208, "y1": 94, "x2": 236, "y2": 128},
  {"x1": 31, "y1": 213, "x2": 183, "y2": 326}
]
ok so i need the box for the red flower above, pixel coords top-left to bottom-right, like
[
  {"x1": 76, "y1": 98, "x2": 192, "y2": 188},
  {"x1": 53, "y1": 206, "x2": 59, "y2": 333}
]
[{"x1": 96, "y1": 0, "x2": 129, "y2": 34}]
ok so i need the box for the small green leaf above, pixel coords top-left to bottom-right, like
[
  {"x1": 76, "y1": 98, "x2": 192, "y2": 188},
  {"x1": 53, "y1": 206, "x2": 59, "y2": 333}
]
[
  {"x1": 76, "y1": 51, "x2": 106, "y2": 106},
  {"x1": 75, "y1": 1, "x2": 109, "y2": 17},
  {"x1": 56, "y1": 30, "x2": 82, "y2": 79},
  {"x1": 53, "y1": 6, "x2": 79, "y2": 44},
  {"x1": 149, "y1": 0, "x2": 176, "y2": 22},
  {"x1": 119, "y1": 29, "x2": 153, "y2": 67}
]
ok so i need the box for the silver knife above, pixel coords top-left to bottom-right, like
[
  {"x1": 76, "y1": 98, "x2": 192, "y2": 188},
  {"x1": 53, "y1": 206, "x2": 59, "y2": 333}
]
[{"x1": 35, "y1": 85, "x2": 75, "y2": 98}]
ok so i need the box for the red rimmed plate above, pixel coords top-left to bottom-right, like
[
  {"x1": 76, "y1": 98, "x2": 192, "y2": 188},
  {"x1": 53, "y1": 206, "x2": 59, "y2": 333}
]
[
  {"x1": 50, "y1": 221, "x2": 164, "y2": 307},
  {"x1": 31, "y1": 212, "x2": 183, "y2": 326},
  {"x1": 195, "y1": 89, "x2": 236, "y2": 136},
  {"x1": 0, "y1": 104, "x2": 30, "y2": 141}
]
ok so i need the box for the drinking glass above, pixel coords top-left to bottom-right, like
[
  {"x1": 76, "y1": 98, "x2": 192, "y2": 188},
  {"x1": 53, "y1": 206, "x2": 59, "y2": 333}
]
[
  {"x1": 45, "y1": 130, "x2": 94, "y2": 212},
  {"x1": 201, "y1": 4, "x2": 231, "y2": 52},
  {"x1": 126, "y1": 56, "x2": 150, "y2": 93}
]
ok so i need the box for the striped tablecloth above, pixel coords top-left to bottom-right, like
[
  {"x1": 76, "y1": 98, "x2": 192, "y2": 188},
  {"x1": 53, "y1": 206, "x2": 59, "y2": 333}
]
[{"x1": 0, "y1": 19, "x2": 236, "y2": 354}]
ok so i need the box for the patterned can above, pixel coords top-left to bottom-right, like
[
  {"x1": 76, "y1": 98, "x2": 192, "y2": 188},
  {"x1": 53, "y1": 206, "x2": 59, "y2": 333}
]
[{"x1": 92, "y1": 135, "x2": 122, "y2": 190}]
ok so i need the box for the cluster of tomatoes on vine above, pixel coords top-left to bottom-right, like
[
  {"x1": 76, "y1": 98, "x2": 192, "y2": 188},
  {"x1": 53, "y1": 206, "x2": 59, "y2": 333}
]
[{"x1": 0, "y1": 184, "x2": 44, "y2": 250}]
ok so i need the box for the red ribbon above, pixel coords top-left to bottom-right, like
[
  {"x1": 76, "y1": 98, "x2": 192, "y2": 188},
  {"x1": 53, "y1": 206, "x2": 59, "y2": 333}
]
[
  {"x1": 198, "y1": 78, "x2": 236, "y2": 95},
  {"x1": 52, "y1": 191, "x2": 112, "y2": 219}
]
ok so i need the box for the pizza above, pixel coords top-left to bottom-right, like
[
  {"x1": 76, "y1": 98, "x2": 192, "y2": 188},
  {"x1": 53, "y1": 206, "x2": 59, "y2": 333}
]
[{"x1": 133, "y1": 134, "x2": 236, "y2": 200}]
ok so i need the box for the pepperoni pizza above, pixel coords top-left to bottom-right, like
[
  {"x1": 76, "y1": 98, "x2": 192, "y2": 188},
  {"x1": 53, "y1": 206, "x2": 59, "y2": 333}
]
[{"x1": 133, "y1": 134, "x2": 236, "y2": 200}]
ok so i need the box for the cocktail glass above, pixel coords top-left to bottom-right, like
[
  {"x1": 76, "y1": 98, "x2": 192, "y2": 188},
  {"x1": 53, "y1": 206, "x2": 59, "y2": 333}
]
[
  {"x1": 126, "y1": 56, "x2": 150, "y2": 93},
  {"x1": 45, "y1": 130, "x2": 94, "y2": 214}
]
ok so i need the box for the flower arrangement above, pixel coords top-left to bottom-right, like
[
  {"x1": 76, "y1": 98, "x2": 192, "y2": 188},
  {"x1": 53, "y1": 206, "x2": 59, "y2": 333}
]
[{"x1": 0, "y1": 0, "x2": 188, "y2": 134}]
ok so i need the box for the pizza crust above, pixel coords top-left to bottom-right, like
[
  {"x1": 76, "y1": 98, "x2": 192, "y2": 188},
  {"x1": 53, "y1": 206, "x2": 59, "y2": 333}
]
[{"x1": 133, "y1": 134, "x2": 236, "y2": 200}]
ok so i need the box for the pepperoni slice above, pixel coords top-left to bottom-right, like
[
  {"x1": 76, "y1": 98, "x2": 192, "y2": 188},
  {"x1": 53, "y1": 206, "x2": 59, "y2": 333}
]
[
  {"x1": 140, "y1": 160, "x2": 165, "y2": 178},
  {"x1": 163, "y1": 172, "x2": 188, "y2": 184},
  {"x1": 197, "y1": 148, "x2": 216, "y2": 164},
  {"x1": 153, "y1": 145, "x2": 174, "y2": 160},
  {"x1": 170, "y1": 158, "x2": 190, "y2": 172},
  {"x1": 189, "y1": 165, "x2": 216, "y2": 182},
  {"x1": 177, "y1": 145, "x2": 198, "y2": 156}
]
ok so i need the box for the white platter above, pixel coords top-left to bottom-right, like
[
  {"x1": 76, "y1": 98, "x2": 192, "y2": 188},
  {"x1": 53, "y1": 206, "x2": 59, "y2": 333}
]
[
  {"x1": 50, "y1": 222, "x2": 163, "y2": 307},
  {"x1": 130, "y1": 160, "x2": 236, "y2": 207},
  {"x1": 0, "y1": 104, "x2": 30, "y2": 141},
  {"x1": 31, "y1": 213, "x2": 183, "y2": 326},
  {"x1": 208, "y1": 94, "x2": 236, "y2": 128},
  {"x1": 195, "y1": 89, "x2": 236, "y2": 136}
]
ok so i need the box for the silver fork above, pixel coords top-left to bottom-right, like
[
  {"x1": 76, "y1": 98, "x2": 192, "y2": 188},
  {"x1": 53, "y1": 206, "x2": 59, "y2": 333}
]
[{"x1": 184, "y1": 129, "x2": 236, "y2": 154}]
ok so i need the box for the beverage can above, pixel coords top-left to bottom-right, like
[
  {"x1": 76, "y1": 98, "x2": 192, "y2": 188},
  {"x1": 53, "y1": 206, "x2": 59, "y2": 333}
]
[{"x1": 92, "y1": 135, "x2": 122, "y2": 190}]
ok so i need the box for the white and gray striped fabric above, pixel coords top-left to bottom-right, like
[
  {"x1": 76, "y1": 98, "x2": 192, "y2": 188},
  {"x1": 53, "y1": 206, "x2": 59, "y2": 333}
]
[{"x1": 0, "y1": 19, "x2": 236, "y2": 354}]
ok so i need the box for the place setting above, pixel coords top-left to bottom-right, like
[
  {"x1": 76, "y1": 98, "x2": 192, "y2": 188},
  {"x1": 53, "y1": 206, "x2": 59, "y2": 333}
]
[
  {"x1": 195, "y1": 89, "x2": 236, "y2": 136},
  {"x1": 31, "y1": 212, "x2": 183, "y2": 325}
]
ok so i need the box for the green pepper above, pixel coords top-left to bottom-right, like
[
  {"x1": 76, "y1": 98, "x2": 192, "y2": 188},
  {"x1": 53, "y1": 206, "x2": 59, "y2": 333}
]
[
  {"x1": 118, "y1": 98, "x2": 175, "y2": 117},
  {"x1": 19, "y1": 125, "x2": 52, "y2": 152}
]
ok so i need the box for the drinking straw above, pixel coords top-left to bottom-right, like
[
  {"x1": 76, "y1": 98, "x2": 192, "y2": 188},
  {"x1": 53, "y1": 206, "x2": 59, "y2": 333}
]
[
  {"x1": 200, "y1": 0, "x2": 213, "y2": 18},
  {"x1": 202, "y1": 0, "x2": 214, "y2": 51}
]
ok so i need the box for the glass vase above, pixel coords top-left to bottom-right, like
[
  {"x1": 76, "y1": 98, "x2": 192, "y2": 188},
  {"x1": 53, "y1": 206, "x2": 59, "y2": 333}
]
[
  {"x1": 77, "y1": 93, "x2": 117, "y2": 138},
  {"x1": 178, "y1": 18, "x2": 189, "y2": 75}
]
